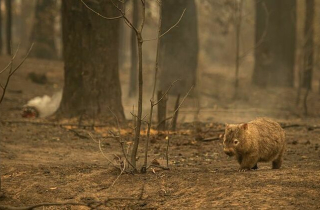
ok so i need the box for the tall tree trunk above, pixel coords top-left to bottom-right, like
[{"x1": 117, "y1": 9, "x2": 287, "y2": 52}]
[
  {"x1": 21, "y1": 0, "x2": 36, "y2": 55},
  {"x1": 159, "y1": 0, "x2": 198, "y2": 95},
  {"x1": 58, "y1": 0, "x2": 125, "y2": 121},
  {"x1": 5, "y1": 0, "x2": 11, "y2": 55},
  {"x1": 30, "y1": 0, "x2": 57, "y2": 59},
  {"x1": 0, "y1": 0, "x2": 2, "y2": 54},
  {"x1": 302, "y1": 0, "x2": 314, "y2": 116},
  {"x1": 302, "y1": 0, "x2": 314, "y2": 89},
  {"x1": 128, "y1": 0, "x2": 139, "y2": 97},
  {"x1": 252, "y1": 0, "x2": 296, "y2": 87}
]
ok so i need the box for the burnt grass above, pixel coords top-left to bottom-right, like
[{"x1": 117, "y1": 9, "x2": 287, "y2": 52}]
[{"x1": 0, "y1": 57, "x2": 320, "y2": 209}]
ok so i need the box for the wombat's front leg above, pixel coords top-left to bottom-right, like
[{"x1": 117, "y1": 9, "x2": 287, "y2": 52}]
[
  {"x1": 239, "y1": 156, "x2": 258, "y2": 172},
  {"x1": 272, "y1": 151, "x2": 284, "y2": 169},
  {"x1": 251, "y1": 164, "x2": 258, "y2": 170}
]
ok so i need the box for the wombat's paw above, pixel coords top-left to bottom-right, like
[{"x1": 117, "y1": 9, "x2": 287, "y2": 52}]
[
  {"x1": 238, "y1": 168, "x2": 249, "y2": 172},
  {"x1": 251, "y1": 164, "x2": 258, "y2": 170}
]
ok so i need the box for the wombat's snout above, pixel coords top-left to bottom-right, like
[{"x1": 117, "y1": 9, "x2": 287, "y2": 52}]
[{"x1": 224, "y1": 148, "x2": 234, "y2": 156}]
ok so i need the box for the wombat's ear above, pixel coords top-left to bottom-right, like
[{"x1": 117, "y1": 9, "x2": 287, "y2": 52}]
[{"x1": 241, "y1": 123, "x2": 248, "y2": 130}]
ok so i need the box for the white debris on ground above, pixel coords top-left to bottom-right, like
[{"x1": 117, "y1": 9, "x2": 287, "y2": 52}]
[{"x1": 24, "y1": 91, "x2": 62, "y2": 118}]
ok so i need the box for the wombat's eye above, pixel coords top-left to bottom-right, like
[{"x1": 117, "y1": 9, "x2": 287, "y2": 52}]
[{"x1": 234, "y1": 139, "x2": 239, "y2": 145}]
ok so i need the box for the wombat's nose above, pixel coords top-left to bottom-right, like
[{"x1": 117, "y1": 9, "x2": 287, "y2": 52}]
[{"x1": 224, "y1": 149, "x2": 233, "y2": 156}]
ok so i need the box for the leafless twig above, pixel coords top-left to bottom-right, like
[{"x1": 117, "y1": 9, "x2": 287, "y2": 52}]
[
  {"x1": 107, "y1": 107, "x2": 136, "y2": 170},
  {"x1": 88, "y1": 132, "x2": 120, "y2": 170},
  {"x1": 156, "y1": 86, "x2": 194, "y2": 128},
  {"x1": 144, "y1": 8, "x2": 186, "y2": 42},
  {"x1": 154, "y1": 80, "x2": 179, "y2": 106},
  {"x1": 141, "y1": 0, "x2": 163, "y2": 173},
  {"x1": 0, "y1": 43, "x2": 20, "y2": 75},
  {"x1": 80, "y1": 0, "x2": 123, "y2": 20},
  {"x1": 163, "y1": 85, "x2": 194, "y2": 168},
  {"x1": 0, "y1": 43, "x2": 34, "y2": 104}
]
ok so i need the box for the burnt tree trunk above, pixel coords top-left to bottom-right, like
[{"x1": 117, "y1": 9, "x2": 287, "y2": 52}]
[
  {"x1": 302, "y1": 0, "x2": 314, "y2": 116},
  {"x1": 21, "y1": 0, "x2": 37, "y2": 55},
  {"x1": 159, "y1": 0, "x2": 198, "y2": 95},
  {"x1": 0, "y1": 0, "x2": 2, "y2": 54},
  {"x1": 128, "y1": 0, "x2": 139, "y2": 97},
  {"x1": 58, "y1": 0, "x2": 125, "y2": 121},
  {"x1": 5, "y1": 0, "x2": 11, "y2": 55},
  {"x1": 171, "y1": 94, "x2": 180, "y2": 131},
  {"x1": 30, "y1": 0, "x2": 57, "y2": 59},
  {"x1": 252, "y1": 0, "x2": 296, "y2": 87},
  {"x1": 157, "y1": 90, "x2": 167, "y2": 131},
  {"x1": 302, "y1": 0, "x2": 314, "y2": 89}
]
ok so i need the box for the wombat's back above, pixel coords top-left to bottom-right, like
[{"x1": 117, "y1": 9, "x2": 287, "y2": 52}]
[{"x1": 248, "y1": 118, "x2": 286, "y2": 162}]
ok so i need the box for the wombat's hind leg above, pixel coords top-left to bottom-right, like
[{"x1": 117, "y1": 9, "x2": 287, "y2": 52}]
[
  {"x1": 251, "y1": 164, "x2": 258, "y2": 170},
  {"x1": 272, "y1": 155, "x2": 283, "y2": 169}
]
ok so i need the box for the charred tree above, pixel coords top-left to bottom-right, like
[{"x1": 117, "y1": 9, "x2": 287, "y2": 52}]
[
  {"x1": 58, "y1": 0, "x2": 125, "y2": 121},
  {"x1": 0, "y1": 0, "x2": 2, "y2": 54},
  {"x1": 302, "y1": 0, "x2": 314, "y2": 116},
  {"x1": 302, "y1": 0, "x2": 314, "y2": 89},
  {"x1": 5, "y1": 0, "x2": 11, "y2": 55},
  {"x1": 30, "y1": 0, "x2": 57, "y2": 59},
  {"x1": 159, "y1": 0, "x2": 198, "y2": 95},
  {"x1": 157, "y1": 90, "x2": 167, "y2": 131},
  {"x1": 252, "y1": 0, "x2": 296, "y2": 87},
  {"x1": 128, "y1": 0, "x2": 139, "y2": 97},
  {"x1": 21, "y1": 0, "x2": 36, "y2": 55}
]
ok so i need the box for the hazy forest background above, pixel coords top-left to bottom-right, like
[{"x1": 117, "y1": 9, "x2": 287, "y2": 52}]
[
  {"x1": 1, "y1": 0, "x2": 320, "y2": 121},
  {"x1": 0, "y1": 0, "x2": 320, "y2": 209}
]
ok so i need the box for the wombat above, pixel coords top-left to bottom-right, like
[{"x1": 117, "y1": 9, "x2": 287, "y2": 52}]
[{"x1": 223, "y1": 118, "x2": 286, "y2": 171}]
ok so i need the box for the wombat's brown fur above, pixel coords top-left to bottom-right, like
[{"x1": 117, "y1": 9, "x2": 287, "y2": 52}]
[{"x1": 223, "y1": 118, "x2": 286, "y2": 171}]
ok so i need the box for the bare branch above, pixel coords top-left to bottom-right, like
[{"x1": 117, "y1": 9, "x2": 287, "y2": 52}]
[
  {"x1": 156, "y1": 85, "x2": 194, "y2": 127},
  {"x1": 150, "y1": 0, "x2": 162, "y2": 102},
  {"x1": 0, "y1": 43, "x2": 20, "y2": 75},
  {"x1": 153, "y1": 79, "x2": 179, "y2": 106},
  {"x1": 162, "y1": 85, "x2": 194, "y2": 168},
  {"x1": 110, "y1": 161, "x2": 126, "y2": 188},
  {"x1": 110, "y1": 0, "x2": 139, "y2": 34},
  {"x1": 88, "y1": 132, "x2": 120, "y2": 170},
  {"x1": 9, "y1": 43, "x2": 34, "y2": 77},
  {"x1": 130, "y1": 112, "x2": 149, "y2": 124},
  {"x1": 107, "y1": 106, "x2": 136, "y2": 170},
  {"x1": 139, "y1": 0, "x2": 146, "y2": 32},
  {"x1": 144, "y1": 8, "x2": 186, "y2": 42},
  {"x1": 0, "y1": 43, "x2": 34, "y2": 104},
  {"x1": 107, "y1": 106, "x2": 120, "y2": 135},
  {"x1": 141, "y1": 0, "x2": 163, "y2": 173},
  {"x1": 80, "y1": 0, "x2": 123, "y2": 20}
]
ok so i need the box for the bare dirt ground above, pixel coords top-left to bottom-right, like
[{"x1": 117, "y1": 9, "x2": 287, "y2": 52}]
[{"x1": 0, "y1": 56, "x2": 320, "y2": 209}]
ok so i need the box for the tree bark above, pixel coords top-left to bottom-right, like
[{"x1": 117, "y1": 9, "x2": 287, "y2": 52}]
[
  {"x1": 302, "y1": 0, "x2": 314, "y2": 116},
  {"x1": 5, "y1": 0, "x2": 11, "y2": 55},
  {"x1": 58, "y1": 0, "x2": 125, "y2": 121},
  {"x1": 128, "y1": 0, "x2": 139, "y2": 97},
  {"x1": 30, "y1": 0, "x2": 57, "y2": 59},
  {"x1": 157, "y1": 90, "x2": 167, "y2": 131},
  {"x1": 252, "y1": 0, "x2": 296, "y2": 87},
  {"x1": 0, "y1": 0, "x2": 2, "y2": 54},
  {"x1": 21, "y1": 0, "x2": 37, "y2": 55},
  {"x1": 302, "y1": 0, "x2": 314, "y2": 89},
  {"x1": 159, "y1": 0, "x2": 198, "y2": 95}
]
